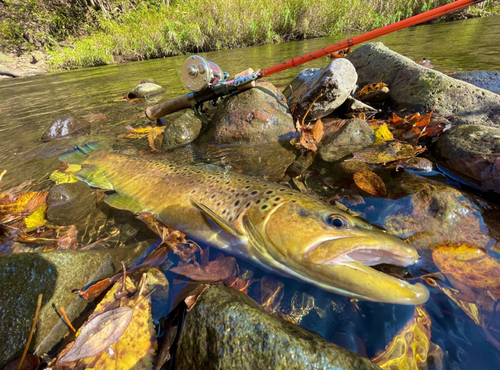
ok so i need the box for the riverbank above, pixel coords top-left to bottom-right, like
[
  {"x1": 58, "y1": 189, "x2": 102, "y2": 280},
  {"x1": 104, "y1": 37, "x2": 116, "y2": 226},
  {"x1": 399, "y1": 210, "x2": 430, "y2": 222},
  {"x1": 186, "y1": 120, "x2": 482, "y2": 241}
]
[{"x1": 1, "y1": 0, "x2": 499, "y2": 76}]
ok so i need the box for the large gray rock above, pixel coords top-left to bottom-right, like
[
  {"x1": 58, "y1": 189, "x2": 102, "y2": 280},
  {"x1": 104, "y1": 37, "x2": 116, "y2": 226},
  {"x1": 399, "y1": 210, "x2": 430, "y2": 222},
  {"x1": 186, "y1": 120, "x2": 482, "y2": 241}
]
[
  {"x1": 318, "y1": 118, "x2": 374, "y2": 162},
  {"x1": 452, "y1": 71, "x2": 500, "y2": 94},
  {"x1": 175, "y1": 284, "x2": 380, "y2": 370},
  {"x1": 41, "y1": 115, "x2": 91, "y2": 142},
  {"x1": 46, "y1": 182, "x2": 96, "y2": 225},
  {"x1": 201, "y1": 81, "x2": 295, "y2": 145},
  {"x1": 163, "y1": 109, "x2": 203, "y2": 150},
  {"x1": 284, "y1": 59, "x2": 358, "y2": 121},
  {"x1": 346, "y1": 43, "x2": 500, "y2": 126},
  {"x1": 0, "y1": 242, "x2": 150, "y2": 367},
  {"x1": 432, "y1": 125, "x2": 500, "y2": 161}
]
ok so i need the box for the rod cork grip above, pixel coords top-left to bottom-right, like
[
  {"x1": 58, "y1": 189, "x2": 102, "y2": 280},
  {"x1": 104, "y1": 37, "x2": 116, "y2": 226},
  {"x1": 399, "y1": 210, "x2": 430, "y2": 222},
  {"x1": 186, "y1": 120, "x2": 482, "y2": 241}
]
[{"x1": 145, "y1": 94, "x2": 193, "y2": 120}]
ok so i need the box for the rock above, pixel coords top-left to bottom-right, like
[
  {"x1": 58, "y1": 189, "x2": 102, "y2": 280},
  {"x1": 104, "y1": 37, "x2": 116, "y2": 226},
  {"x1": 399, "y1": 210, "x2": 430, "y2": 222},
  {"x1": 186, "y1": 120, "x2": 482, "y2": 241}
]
[
  {"x1": 402, "y1": 157, "x2": 434, "y2": 173},
  {"x1": 318, "y1": 118, "x2": 374, "y2": 162},
  {"x1": 451, "y1": 71, "x2": 500, "y2": 94},
  {"x1": 432, "y1": 125, "x2": 500, "y2": 161},
  {"x1": 41, "y1": 115, "x2": 91, "y2": 142},
  {"x1": 135, "y1": 267, "x2": 170, "y2": 324},
  {"x1": 283, "y1": 59, "x2": 358, "y2": 121},
  {"x1": 0, "y1": 242, "x2": 151, "y2": 367},
  {"x1": 350, "y1": 173, "x2": 493, "y2": 256},
  {"x1": 202, "y1": 81, "x2": 295, "y2": 145},
  {"x1": 127, "y1": 82, "x2": 165, "y2": 99},
  {"x1": 175, "y1": 284, "x2": 380, "y2": 370},
  {"x1": 46, "y1": 182, "x2": 96, "y2": 225},
  {"x1": 163, "y1": 109, "x2": 203, "y2": 150},
  {"x1": 346, "y1": 43, "x2": 500, "y2": 126},
  {"x1": 340, "y1": 97, "x2": 378, "y2": 118}
]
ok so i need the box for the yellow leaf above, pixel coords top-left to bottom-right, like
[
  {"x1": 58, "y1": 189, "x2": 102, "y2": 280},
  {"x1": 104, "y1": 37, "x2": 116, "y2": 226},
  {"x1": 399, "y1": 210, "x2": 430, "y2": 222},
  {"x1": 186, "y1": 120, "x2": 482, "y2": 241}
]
[
  {"x1": 353, "y1": 169, "x2": 387, "y2": 197},
  {"x1": 372, "y1": 124, "x2": 394, "y2": 144},
  {"x1": 148, "y1": 126, "x2": 166, "y2": 152},
  {"x1": 59, "y1": 277, "x2": 157, "y2": 369},
  {"x1": 355, "y1": 82, "x2": 388, "y2": 100},
  {"x1": 373, "y1": 306, "x2": 443, "y2": 369},
  {"x1": 24, "y1": 205, "x2": 47, "y2": 231},
  {"x1": 49, "y1": 164, "x2": 82, "y2": 184},
  {"x1": 125, "y1": 125, "x2": 154, "y2": 139}
]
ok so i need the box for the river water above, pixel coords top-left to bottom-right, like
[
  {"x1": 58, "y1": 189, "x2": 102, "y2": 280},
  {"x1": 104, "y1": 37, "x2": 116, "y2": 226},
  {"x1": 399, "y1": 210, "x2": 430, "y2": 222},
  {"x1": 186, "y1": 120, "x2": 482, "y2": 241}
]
[{"x1": 1, "y1": 15, "x2": 500, "y2": 369}]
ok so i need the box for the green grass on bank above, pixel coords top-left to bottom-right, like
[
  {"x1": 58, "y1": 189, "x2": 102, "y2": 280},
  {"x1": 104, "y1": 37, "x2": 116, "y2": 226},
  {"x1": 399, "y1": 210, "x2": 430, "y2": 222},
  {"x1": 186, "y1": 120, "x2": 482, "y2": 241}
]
[{"x1": 45, "y1": 0, "x2": 499, "y2": 70}]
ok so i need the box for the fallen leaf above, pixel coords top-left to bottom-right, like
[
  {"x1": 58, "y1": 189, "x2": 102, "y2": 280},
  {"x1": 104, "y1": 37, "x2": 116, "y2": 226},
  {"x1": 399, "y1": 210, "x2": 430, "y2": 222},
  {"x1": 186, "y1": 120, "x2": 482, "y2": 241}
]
[
  {"x1": 170, "y1": 251, "x2": 236, "y2": 282},
  {"x1": 59, "y1": 306, "x2": 134, "y2": 362},
  {"x1": 312, "y1": 117, "x2": 324, "y2": 143},
  {"x1": 372, "y1": 124, "x2": 394, "y2": 143},
  {"x1": 328, "y1": 47, "x2": 352, "y2": 59},
  {"x1": 0, "y1": 191, "x2": 48, "y2": 224},
  {"x1": 24, "y1": 205, "x2": 47, "y2": 232},
  {"x1": 125, "y1": 125, "x2": 154, "y2": 139},
  {"x1": 347, "y1": 141, "x2": 425, "y2": 165},
  {"x1": 353, "y1": 169, "x2": 387, "y2": 197},
  {"x1": 58, "y1": 225, "x2": 78, "y2": 249},
  {"x1": 148, "y1": 126, "x2": 166, "y2": 152},
  {"x1": 259, "y1": 276, "x2": 284, "y2": 314},
  {"x1": 184, "y1": 283, "x2": 210, "y2": 311},
  {"x1": 372, "y1": 306, "x2": 443, "y2": 369},
  {"x1": 432, "y1": 243, "x2": 500, "y2": 300},
  {"x1": 49, "y1": 164, "x2": 82, "y2": 184},
  {"x1": 355, "y1": 82, "x2": 388, "y2": 100},
  {"x1": 60, "y1": 276, "x2": 157, "y2": 369}
]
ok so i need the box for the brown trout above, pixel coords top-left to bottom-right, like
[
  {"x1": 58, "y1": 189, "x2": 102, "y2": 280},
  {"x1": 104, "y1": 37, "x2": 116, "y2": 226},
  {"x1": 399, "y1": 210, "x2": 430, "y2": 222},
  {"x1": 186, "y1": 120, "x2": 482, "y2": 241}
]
[{"x1": 61, "y1": 144, "x2": 429, "y2": 305}]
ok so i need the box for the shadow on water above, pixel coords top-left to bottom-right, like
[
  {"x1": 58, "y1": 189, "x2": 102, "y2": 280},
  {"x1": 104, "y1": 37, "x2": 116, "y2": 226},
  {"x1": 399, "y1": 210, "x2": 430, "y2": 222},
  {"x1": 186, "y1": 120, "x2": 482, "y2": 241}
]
[{"x1": 0, "y1": 15, "x2": 500, "y2": 369}]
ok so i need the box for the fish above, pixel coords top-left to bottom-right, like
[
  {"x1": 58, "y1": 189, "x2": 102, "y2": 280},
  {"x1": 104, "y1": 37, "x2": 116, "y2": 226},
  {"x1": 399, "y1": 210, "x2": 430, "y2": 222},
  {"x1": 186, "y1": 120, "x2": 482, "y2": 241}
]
[{"x1": 60, "y1": 143, "x2": 429, "y2": 305}]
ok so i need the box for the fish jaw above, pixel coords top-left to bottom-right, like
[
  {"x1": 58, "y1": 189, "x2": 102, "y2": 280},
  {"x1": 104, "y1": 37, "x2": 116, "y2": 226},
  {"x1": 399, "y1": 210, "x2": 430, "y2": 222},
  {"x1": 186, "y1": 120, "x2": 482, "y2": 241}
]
[{"x1": 253, "y1": 201, "x2": 429, "y2": 304}]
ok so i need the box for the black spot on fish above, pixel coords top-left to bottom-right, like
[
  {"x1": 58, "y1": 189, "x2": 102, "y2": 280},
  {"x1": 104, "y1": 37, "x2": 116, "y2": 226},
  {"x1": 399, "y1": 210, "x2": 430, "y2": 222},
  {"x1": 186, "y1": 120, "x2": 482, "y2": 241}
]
[
  {"x1": 275, "y1": 197, "x2": 281, "y2": 201},
  {"x1": 245, "y1": 185, "x2": 251, "y2": 189},
  {"x1": 234, "y1": 200, "x2": 240, "y2": 206},
  {"x1": 280, "y1": 188, "x2": 287, "y2": 192},
  {"x1": 211, "y1": 194, "x2": 216, "y2": 199},
  {"x1": 222, "y1": 210, "x2": 226, "y2": 214},
  {"x1": 265, "y1": 190, "x2": 273, "y2": 195},
  {"x1": 250, "y1": 191, "x2": 258, "y2": 196},
  {"x1": 256, "y1": 200, "x2": 261, "y2": 204},
  {"x1": 228, "y1": 216, "x2": 233, "y2": 222},
  {"x1": 262, "y1": 205, "x2": 268, "y2": 210},
  {"x1": 245, "y1": 202, "x2": 251, "y2": 208}
]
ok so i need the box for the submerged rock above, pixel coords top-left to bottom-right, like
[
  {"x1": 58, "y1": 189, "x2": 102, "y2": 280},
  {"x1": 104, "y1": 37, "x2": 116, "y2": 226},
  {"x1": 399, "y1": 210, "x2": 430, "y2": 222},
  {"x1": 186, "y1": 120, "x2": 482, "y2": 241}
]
[
  {"x1": 163, "y1": 109, "x2": 203, "y2": 150},
  {"x1": 175, "y1": 284, "x2": 380, "y2": 370},
  {"x1": 451, "y1": 71, "x2": 500, "y2": 94},
  {"x1": 46, "y1": 182, "x2": 96, "y2": 225},
  {"x1": 340, "y1": 97, "x2": 378, "y2": 118},
  {"x1": 346, "y1": 43, "x2": 500, "y2": 127},
  {"x1": 41, "y1": 115, "x2": 91, "y2": 142},
  {"x1": 318, "y1": 118, "x2": 374, "y2": 162},
  {"x1": 284, "y1": 59, "x2": 358, "y2": 121},
  {"x1": 0, "y1": 242, "x2": 151, "y2": 367},
  {"x1": 202, "y1": 81, "x2": 295, "y2": 145},
  {"x1": 432, "y1": 125, "x2": 500, "y2": 160},
  {"x1": 127, "y1": 82, "x2": 165, "y2": 99}
]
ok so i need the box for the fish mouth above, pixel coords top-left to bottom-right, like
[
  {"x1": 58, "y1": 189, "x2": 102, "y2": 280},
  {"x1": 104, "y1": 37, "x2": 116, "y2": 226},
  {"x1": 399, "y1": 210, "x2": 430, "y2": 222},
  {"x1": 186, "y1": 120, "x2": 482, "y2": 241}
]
[{"x1": 298, "y1": 236, "x2": 429, "y2": 305}]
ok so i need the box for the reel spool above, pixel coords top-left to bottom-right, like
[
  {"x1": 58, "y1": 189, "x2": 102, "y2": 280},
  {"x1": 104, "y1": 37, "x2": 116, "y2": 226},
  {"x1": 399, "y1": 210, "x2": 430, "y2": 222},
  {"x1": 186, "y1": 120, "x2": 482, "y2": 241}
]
[{"x1": 181, "y1": 55, "x2": 226, "y2": 92}]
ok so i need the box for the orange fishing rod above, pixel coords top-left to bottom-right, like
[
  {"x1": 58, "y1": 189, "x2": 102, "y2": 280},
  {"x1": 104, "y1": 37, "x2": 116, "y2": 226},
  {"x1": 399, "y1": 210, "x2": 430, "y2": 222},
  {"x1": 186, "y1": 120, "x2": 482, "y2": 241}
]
[
  {"x1": 146, "y1": 0, "x2": 486, "y2": 120},
  {"x1": 260, "y1": 0, "x2": 485, "y2": 77}
]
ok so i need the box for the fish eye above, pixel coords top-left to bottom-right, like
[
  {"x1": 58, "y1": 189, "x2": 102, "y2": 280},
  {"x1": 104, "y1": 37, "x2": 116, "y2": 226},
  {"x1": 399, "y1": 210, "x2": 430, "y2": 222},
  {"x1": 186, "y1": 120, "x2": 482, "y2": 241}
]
[{"x1": 327, "y1": 215, "x2": 347, "y2": 228}]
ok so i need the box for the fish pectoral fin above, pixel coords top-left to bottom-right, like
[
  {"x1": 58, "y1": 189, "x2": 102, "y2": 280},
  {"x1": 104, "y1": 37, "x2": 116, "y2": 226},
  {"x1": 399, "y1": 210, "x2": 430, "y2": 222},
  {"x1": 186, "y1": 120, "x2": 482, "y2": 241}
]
[
  {"x1": 190, "y1": 197, "x2": 242, "y2": 237},
  {"x1": 104, "y1": 193, "x2": 142, "y2": 213},
  {"x1": 75, "y1": 166, "x2": 114, "y2": 190}
]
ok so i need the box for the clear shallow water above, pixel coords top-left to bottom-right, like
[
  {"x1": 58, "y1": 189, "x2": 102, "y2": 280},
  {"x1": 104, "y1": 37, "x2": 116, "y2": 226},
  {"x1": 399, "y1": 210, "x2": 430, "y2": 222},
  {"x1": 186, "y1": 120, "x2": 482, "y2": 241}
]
[{"x1": 1, "y1": 15, "x2": 500, "y2": 369}]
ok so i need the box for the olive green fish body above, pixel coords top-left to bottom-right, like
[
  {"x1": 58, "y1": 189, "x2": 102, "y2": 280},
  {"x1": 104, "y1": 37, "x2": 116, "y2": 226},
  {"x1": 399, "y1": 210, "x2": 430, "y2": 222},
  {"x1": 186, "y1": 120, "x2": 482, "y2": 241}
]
[{"x1": 66, "y1": 148, "x2": 429, "y2": 305}]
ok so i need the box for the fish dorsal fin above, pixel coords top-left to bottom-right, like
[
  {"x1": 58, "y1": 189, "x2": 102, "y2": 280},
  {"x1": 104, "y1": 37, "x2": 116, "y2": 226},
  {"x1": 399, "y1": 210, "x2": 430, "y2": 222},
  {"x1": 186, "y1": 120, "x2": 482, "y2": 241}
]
[
  {"x1": 190, "y1": 197, "x2": 242, "y2": 237},
  {"x1": 75, "y1": 166, "x2": 114, "y2": 190},
  {"x1": 104, "y1": 193, "x2": 142, "y2": 213}
]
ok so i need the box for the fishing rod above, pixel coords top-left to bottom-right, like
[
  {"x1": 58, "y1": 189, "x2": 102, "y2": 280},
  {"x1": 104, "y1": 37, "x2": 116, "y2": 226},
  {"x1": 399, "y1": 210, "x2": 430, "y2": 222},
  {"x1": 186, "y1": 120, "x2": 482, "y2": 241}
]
[{"x1": 145, "y1": 0, "x2": 486, "y2": 121}]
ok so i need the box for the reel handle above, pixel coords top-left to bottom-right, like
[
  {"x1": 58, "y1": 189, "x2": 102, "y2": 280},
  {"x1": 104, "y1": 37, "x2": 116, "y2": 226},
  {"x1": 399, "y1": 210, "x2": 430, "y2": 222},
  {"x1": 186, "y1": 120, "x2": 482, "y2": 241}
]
[{"x1": 145, "y1": 93, "x2": 194, "y2": 120}]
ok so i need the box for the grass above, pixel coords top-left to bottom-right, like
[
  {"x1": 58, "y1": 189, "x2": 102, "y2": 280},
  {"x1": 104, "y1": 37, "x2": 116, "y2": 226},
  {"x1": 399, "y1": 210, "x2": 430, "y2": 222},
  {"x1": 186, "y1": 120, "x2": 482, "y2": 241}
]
[{"x1": 3, "y1": 0, "x2": 499, "y2": 70}]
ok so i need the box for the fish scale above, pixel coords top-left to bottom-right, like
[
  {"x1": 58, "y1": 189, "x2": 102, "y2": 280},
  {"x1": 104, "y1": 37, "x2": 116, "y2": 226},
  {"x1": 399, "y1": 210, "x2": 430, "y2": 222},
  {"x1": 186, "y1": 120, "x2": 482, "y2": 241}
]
[{"x1": 61, "y1": 145, "x2": 429, "y2": 305}]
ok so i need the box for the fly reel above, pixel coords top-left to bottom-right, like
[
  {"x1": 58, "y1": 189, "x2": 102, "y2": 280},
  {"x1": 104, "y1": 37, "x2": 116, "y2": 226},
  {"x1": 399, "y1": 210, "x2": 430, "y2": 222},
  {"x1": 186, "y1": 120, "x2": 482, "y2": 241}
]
[{"x1": 181, "y1": 55, "x2": 228, "y2": 92}]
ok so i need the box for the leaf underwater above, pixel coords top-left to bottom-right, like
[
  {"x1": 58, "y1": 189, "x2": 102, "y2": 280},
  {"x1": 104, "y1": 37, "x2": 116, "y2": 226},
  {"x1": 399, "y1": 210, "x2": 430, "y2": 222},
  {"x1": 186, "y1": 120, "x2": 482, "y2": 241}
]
[
  {"x1": 372, "y1": 306, "x2": 443, "y2": 369},
  {"x1": 353, "y1": 169, "x2": 387, "y2": 197},
  {"x1": 58, "y1": 277, "x2": 157, "y2": 369},
  {"x1": 49, "y1": 164, "x2": 82, "y2": 184},
  {"x1": 347, "y1": 141, "x2": 425, "y2": 165},
  {"x1": 24, "y1": 204, "x2": 47, "y2": 231}
]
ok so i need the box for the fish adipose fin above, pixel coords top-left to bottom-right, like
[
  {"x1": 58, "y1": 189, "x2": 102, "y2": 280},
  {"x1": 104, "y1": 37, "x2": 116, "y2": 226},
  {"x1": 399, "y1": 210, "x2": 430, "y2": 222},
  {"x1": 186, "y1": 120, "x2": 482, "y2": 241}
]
[
  {"x1": 75, "y1": 166, "x2": 114, "y2": 190},
  {"x1": 104, "y1": 193, "x2": 142, "y2": 213},
  {"x1": 58, "y1": 142, "x2": 105, "y2": 164},
  {"x1": 190, "y1": 197, "x2": 242, "y2": 237}
]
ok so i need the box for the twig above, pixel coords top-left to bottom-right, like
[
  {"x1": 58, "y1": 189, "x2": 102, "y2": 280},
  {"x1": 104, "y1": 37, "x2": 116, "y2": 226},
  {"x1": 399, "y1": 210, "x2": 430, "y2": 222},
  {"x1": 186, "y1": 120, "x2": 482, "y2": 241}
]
[
  {"x1": 17, "y1": 293, "x2": 43, "y2": 370},
  {"x1": 302, "y1": 93, "x2": 323, "y2": 125},
  {"x1": 60, "y1": 306, "x2": 77, "y2": 332}
]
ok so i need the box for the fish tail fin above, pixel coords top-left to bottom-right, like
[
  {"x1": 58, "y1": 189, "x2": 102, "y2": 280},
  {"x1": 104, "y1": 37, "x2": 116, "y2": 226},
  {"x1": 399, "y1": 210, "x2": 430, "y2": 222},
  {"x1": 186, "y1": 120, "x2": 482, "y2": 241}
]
[{"x1": 58, "y1": 142, "x2": 104, "y2": 164}]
